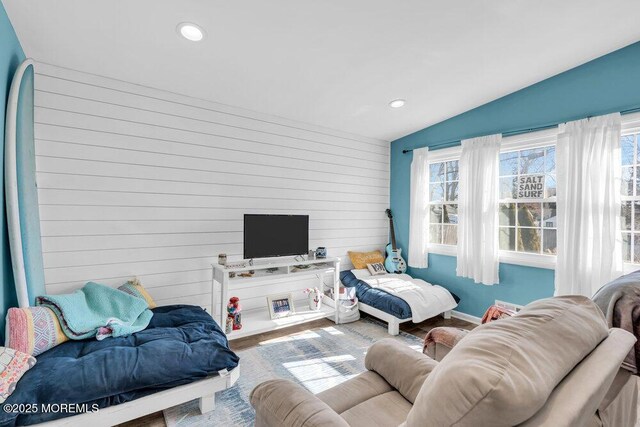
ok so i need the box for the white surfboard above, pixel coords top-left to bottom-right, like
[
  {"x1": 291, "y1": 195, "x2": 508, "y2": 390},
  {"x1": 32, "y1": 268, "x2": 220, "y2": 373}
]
[{"x1": 5, "y1": 58, "x2": 46, "y2": 308}]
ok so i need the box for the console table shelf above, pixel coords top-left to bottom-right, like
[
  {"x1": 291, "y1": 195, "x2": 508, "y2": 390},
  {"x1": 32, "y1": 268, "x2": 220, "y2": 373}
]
[
  {"x1": 212, "y1": 257, "x2": 341, "y2": 339},
  {"x1": 224, "y1": 302, "x2": 336, "y2": 340}
]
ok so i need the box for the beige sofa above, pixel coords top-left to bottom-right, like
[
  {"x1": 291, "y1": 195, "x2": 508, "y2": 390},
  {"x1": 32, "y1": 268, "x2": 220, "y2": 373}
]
[{"x1": 250, "y1": 296, "x2": 637, "y2": 427}]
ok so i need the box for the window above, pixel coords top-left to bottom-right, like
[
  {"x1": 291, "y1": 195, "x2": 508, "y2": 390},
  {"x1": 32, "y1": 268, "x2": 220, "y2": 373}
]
[
  {"x1": 498, "y1": 146, "x2": 557, "y2": 255},
  {"x1": 621, "y1": 131, "x2": 640, "y2": 263},
  {"x1": 428, "y1": 160, "x2": 459, "y2": 246}
]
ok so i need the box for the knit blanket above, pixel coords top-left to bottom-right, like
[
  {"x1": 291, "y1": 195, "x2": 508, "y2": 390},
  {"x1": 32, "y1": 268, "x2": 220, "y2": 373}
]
[
  {"x1": 592, "y1": 271, "x2": 640, "y2": 374},
  {"x1": 36, "y1": 282, "x2": 153, "y2": 340}
]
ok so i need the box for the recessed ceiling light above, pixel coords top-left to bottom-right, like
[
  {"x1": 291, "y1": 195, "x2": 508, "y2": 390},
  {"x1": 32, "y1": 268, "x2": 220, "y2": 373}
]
[
  {"x1": 177, "y1": 23, "x2": 205, "y2": 42},
  {"x1": 389, "y1": 99, "x2": 406, "y2": 108}
]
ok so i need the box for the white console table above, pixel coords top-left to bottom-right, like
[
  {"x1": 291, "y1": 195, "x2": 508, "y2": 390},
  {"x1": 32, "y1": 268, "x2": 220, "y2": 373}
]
[{"x1": 211, "y1": 257, "x2": 341, "y2": 340}]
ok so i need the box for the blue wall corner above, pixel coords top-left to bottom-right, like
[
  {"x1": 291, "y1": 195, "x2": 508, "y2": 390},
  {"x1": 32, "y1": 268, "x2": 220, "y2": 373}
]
[
  {"x1": 391, "y1": 41, "x2": 640, "y2": 318},
  {"x1": 0, "y1": 1, "x2": 26, "y2": 340}
]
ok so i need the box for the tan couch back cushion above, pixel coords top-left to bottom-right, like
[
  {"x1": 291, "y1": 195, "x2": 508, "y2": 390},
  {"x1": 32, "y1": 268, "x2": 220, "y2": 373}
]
[{"x1": 405, "y1": 296, "x2": 608, "y2": 427}]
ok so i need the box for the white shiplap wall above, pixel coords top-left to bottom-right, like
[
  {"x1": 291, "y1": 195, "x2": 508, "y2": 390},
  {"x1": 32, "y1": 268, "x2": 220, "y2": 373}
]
[{"x1": 33, "y1": 63, "x2": 390, "y2": 314}]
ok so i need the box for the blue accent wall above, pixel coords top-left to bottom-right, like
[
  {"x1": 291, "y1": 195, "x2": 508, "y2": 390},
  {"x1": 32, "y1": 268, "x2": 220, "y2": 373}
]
[
  {"x1": 0, "y1": 1, "x2": 26, "y2": 339},
  {"x1": 391, "y1": 41, "x2": 640, "y2": 318}
]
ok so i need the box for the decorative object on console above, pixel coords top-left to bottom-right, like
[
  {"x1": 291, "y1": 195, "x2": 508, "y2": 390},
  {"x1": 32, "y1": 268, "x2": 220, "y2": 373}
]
[
  {"x1": 6, "y1": 306, "x2": 68, "y2": 356},
  {"x1": 384, "y1": 209, "x2": 407, "y2": 274},
  {"x1": 227, "y1": 297, "x2": 242, "y2": 331},
  {"x1": 348, "y1": 250, "x2": 385, "y2": 269},
  {"x1": 118, "y1": 278, "x2": 157, "y2": 309},
  {"x1": 267, "y1": 293, "x2": 295, "y2": 319},
  {"x1": 238, "y1": 272, "x2": 254, "y2": 278},
  {"x1": 0, "y1": 347, "x2": 36, "y2": 403},
  {"x1": 308, "y1": 249, "x2": 316, "y2": 260},
  {"x1": 367, "y1": 262, "x2": 386, "y2": 276},
  {"x1": 304, "y1": 287, "x2": 322, "y2": 311},
  {"x1": 218, "y1": 253, "x2": 227, "y2": 266},
  {"x1": 315, "y1": 247, "x2": 327, "y2": 259}
]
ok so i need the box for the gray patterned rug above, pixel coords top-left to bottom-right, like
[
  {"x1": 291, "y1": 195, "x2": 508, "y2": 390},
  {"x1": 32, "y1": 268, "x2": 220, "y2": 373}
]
[{"x1": 163, "y1": 318, "x2": 423, "y2": 426}]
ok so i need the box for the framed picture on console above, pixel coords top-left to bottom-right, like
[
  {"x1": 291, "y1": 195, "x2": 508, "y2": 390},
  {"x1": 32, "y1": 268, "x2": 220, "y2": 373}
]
[{"x1": 267, "y1": 293, "x2": 295, "y2": 319}]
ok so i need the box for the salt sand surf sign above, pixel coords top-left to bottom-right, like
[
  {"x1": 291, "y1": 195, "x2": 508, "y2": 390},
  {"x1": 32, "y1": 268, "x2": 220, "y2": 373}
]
[{"x1": 518, "y1": 175, "x2": 544, "y2": 198}]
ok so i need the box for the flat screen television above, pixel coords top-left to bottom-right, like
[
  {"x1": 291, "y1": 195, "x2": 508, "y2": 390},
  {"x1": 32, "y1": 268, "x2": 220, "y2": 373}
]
[{"x1": 244, "y1": 214, "x2": 309, "y2": 259}]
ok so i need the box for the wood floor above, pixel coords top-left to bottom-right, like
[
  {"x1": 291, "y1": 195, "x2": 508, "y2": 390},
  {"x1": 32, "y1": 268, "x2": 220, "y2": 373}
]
[{"x1": 116, "y1": 314, "x2": 475, "y2": 427}]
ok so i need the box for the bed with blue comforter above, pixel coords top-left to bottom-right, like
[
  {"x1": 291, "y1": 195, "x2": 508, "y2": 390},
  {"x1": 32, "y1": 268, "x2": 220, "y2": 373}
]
[
  {"x1": 340, "y1": 270, "x2": 460, "y2": 320},
  {"x1": 0, "y1": 305, "x2": 239, "y2": 427}
]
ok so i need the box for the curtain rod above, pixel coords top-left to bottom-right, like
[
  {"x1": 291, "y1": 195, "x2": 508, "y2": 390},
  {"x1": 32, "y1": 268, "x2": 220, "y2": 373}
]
[{"x1": 401, "y1": 107, "x2": 640, "y2": 154}]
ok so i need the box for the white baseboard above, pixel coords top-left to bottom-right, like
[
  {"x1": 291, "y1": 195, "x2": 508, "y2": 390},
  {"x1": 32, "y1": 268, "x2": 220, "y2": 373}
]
[{"x1": 450, "y1": 310, "x2": 482, "y2": 325}]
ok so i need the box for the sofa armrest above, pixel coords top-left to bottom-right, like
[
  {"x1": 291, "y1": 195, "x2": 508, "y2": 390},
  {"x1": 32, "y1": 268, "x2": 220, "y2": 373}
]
[
  {"x1": 423, "y1": 327, "x2": 469, "y2": 361},
  {"x1": 365, "y1": 338, "x2": 438, "y2": 403},
  {"x1": 250, "y1": 379, "x2": 350, "y2": 427}
]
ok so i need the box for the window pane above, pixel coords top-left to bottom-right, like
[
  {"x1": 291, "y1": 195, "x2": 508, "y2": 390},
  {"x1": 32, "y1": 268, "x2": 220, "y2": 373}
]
[
  {"x1": 500, "y1": 177, "x2": 516, "y2": 199},
  {"x1": 442, "y1": 224, "x2": 457, "y2": 245},
  {"x1": 442, "y1": 204, "x2": 458, "y2": 224},
  {"x1": 622, "y1": 233, "x2": 632, "y2": 262},
  {"x1": 430, "y1": 204, "x2": 442, "y2": 224},
  {"x1": 500, "y1": 152, "x2": 518, "y2": 176},
  {"x1": 517, "y1": 203, "x2": 542, "y2": 227},
  {"x1": 634, "y1": 234, "x2": 640, "y2": 263},
  {"x1": 520, "y1": 148, "x2": 545, "y2": 174},
  {"x1": 545, "y1": 174, "x2": 556, "y2": 198},
  {"x1": 635, "y1": 202, "x2": 640, "y2": 231},
  {"x1": 499, "y1": 227, "x2": 515, "y2": 251},
  {"x1": 545, "y1": 147, "x2": 556, "y2": 173},
  {"x1": 429, "y1": 163, "x2": 444, "y2": 182},
  {"x1": 622, "y1": 135, "x2": 635, "y2": 166},
  {"x1": 446, "y1": 161, "x2": 459, "y2": 181},
  {"x1": 622, "y1": 201, "x2": 632, "y2": 231},
  {"x1": 543, "y1": 202, "x2": 556, "y2": 227},
  {"x1": 543, "y1": 229, "x2": 557, "y2": 255},
  {"x1": 636, "y1": 166, "x2": 640, "y2": 197},
  {"x1": 499, "y1": 203, "x2": 516, "y2": 226},
  {"x1": 445, "y1": 181, "x2": 459, "y2": 202},
  {"x1": 622, "y1": 166, "x2": 633, "y2": 196},
  {"x1": 517, "y1": 228, "x2": 541, "y2": 253},
  {"x1": 429, "y1": 224, "x2": 442, "y2": 244},
  {"x1": 429, "y1": 183, "x2": 444, "y2": 202}
]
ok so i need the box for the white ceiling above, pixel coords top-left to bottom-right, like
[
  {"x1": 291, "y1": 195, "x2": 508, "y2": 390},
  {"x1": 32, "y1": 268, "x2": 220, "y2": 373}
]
[{"x1": 4, "y1": 1, "x2": 640, "y2": 141}]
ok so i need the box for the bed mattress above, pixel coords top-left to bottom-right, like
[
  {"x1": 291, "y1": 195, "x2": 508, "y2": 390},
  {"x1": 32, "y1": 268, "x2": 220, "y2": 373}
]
[
  {"x1": 339, "y1": 270, "x2": 460, "y2": 321},
  {"x1": 1, "y1": 305, "x2": 239, "y2": 427}
]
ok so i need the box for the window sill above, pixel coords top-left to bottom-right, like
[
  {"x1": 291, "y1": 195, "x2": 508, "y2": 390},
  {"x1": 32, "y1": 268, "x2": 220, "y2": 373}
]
[
  {"x1": 427, "y1": 245, "x2": 556, "y2": 270},
  {"x1": 499, "y1": 251, "x2": 556, "y2": 270},
  {"x1": 623, "y1": 263, "x2": 640, "y2": 274}
]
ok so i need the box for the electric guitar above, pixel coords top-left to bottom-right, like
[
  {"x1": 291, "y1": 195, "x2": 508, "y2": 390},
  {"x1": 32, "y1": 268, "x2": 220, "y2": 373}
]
[{"x1": 384, "y1": 209, "x2": 407, "y2": 274}]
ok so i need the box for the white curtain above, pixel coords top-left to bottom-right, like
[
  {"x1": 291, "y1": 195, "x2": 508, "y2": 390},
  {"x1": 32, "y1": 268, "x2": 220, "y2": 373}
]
[
  {"x1": 555, "y1": 113, "x2": 622, "y2": 297},
  {"x1": 456, "y1": 134, "x2": 501, "y2": 285},
  {"x1": 408, "y1": 147, "x2": 429, "y2": 268}
]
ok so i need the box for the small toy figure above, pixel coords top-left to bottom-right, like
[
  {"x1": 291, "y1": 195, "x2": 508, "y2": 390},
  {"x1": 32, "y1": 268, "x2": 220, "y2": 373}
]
[{"x1": 227, "y1": 296, "x2": 242, "y2": 331}]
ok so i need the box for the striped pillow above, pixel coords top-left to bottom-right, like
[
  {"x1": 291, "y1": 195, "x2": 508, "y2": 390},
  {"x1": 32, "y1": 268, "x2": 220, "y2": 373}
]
[
  {"x1": 0, "y1": 347, "x2": 36, "y2": 403},
  {"x1": 118, "y1": 278, "x2": 157, "y2": 309},
  {"x1": 5, "y1": 307, "x2": 68, "y2": 356}
]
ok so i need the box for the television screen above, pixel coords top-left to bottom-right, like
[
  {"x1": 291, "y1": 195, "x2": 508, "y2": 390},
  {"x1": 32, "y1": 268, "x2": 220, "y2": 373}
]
[{"x1": 244, "y1": 214, "x2": 309, "y2": 259}]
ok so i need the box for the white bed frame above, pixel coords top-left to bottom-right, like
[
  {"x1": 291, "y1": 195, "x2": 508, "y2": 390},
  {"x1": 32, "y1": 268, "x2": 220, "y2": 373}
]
[
  {"x1": 358, "y1": 302, "x2": 451, "y2": 335},
  {"x1": 36, "y1": 367, "x2": 240, "y2": 426}
]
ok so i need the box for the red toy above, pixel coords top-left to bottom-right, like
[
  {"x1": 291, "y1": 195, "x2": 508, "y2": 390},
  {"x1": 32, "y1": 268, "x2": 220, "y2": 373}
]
[{"x1": 227, "y1": 296, "x2": 242, "y2": 331}]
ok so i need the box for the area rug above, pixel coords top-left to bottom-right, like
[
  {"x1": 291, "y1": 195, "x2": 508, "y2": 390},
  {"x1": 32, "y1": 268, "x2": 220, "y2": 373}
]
[{"x1": 163, "y1": 318, "x2": 424, "y2": 426}]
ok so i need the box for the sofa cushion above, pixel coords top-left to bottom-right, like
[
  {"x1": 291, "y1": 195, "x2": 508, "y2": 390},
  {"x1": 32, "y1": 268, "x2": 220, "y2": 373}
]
[
  {"x1": 340, "y1": 391, "x2": 412, "y2": 427},
  {"x1": 405, "y1": 296, "x2": 609, "y2": 427},
  {"x1": 317, "y1": 370, "x2": 393, "y2": 414},
  {"x1": 365, "y1": 338, "x2": 438, "y2": 404}
]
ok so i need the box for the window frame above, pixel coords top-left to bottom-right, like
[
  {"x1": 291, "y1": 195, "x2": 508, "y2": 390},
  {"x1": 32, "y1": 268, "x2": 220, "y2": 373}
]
[
  {"x1": 620, "y1": 112, "x2": 640, "y2": 273},
  {"x1": 427, "y1": 146, "x2": 462, "y2": 256},
  {"x1": 498, "y1": 129, "x2": 558, "y2": 269}
]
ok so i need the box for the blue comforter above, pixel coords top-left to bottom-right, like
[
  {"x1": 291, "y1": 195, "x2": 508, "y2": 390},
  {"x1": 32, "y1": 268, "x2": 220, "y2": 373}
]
[
  {"x1": 340, "y1": 271, "x2": 460, "y2": 320},
  {"x1": 1, "y1": 305, "x2": 239, "y2": 426}
]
